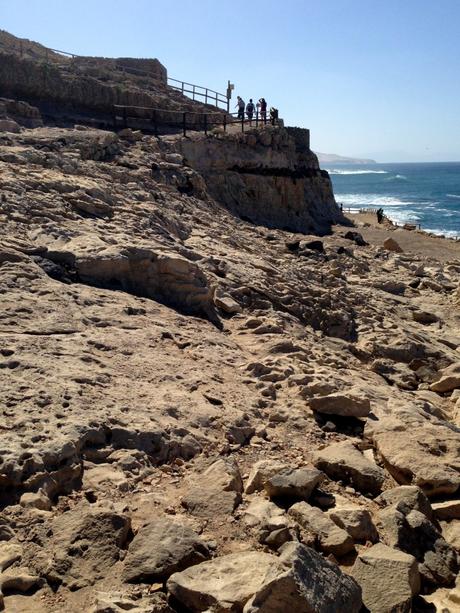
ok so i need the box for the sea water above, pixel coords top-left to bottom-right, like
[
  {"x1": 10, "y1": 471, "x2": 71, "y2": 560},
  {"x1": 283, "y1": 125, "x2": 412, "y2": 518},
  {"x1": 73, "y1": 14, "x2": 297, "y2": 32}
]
[{"x1": 326, "y1": 162, "x2": 460, "y2": 238}]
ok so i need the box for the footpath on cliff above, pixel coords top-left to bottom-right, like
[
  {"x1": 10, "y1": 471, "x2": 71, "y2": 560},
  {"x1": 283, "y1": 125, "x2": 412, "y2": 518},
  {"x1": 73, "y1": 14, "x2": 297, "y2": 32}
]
[{"x1": 0, "y1": 31, "x2": 460, "y2": 613}]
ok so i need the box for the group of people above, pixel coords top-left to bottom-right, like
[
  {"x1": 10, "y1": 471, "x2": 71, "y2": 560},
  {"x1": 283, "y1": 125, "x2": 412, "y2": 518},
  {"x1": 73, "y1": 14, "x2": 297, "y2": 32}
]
[{"x1": 235, "y1": 96, "x2": 278, "y2": 124}]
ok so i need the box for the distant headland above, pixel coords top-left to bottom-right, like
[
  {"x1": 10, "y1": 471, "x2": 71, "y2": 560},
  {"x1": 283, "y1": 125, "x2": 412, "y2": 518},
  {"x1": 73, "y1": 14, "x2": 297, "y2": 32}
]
[{"x1": 315, "y1": 152, "x2": 377, "y2": 164}]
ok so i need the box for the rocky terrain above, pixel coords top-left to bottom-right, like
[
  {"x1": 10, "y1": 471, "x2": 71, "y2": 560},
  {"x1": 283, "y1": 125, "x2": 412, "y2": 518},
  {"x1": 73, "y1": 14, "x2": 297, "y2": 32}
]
[{"x1": 1, "y1": 34, "x2": 460, "y2": 613}]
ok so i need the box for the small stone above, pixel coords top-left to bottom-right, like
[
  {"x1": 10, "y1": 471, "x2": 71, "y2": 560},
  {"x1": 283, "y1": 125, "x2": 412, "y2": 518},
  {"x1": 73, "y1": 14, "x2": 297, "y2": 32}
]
[{"x1": 264, "y1": 467, "x2": 324, "y2": 501}]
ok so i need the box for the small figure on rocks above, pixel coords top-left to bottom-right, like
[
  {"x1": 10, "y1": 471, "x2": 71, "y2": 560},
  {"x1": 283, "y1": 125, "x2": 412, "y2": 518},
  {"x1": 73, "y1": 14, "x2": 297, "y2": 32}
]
[
  {"x1": 259, "y1": 97, "x2": 267, "y2": 124},
  {"x1": 246, "y1": 99, "x2": 255, "y2": 123},
  {"x1": 269, "y1": 106, "x2": 279, "y2": 124},
  {"x1": 236, "y1": 96, "x2": 245, "y2": 120},
  {"x1": 376, "y1": 207, "x2": 384, "y2": 224}
]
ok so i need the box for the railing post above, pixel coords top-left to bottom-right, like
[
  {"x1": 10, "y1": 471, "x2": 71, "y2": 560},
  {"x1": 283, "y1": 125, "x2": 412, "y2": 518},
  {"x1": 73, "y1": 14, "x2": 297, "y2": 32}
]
[
  {"x1": 192, "y1": 85, "x2": 195, "y2": 101},
  {"x1": 182, "y1": 81, "x2": 184, "y2": 94},
  {"x1": 215, "y1": 92, "x2": 218, "y2": 107},
  {"x1": 123, "y1": 107, "x2": 128, "y2": 128},
  {"x1": 223, "y1": 114, "x2": 227, "y2": 133},
  {"x1": 205, "y1": 89, "x2": 208, "y2": 105},
  {"x1": 183, "y1": 112, "x2": 187, "y2": 137}
]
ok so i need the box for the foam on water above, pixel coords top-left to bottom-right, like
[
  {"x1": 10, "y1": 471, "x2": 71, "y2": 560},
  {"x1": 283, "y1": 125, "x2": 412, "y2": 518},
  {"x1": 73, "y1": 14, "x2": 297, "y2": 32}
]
[
  {"x1": 328, "y1": 169, "x2": 388, "y2": 175},
  {"x1": 330, "y1": 162, "x2": 460, "y2": 236}
]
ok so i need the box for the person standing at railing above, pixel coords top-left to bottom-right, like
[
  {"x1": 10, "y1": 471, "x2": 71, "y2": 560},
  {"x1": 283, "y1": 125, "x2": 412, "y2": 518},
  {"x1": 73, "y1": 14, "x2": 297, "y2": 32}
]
[
  {"x1": 235, "y1": 96, "x2": 245, "y2": 120},
  {"x1": 259, "y1": 98, "x2": 267, "y2": 124},
  {"x1": 246, "y1": 99, "x2": 255, "y2": 124}
]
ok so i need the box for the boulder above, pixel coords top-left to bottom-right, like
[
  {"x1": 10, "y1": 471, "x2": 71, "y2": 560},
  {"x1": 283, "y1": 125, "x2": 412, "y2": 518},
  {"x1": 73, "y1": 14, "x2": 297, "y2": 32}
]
[
  {"x1": 352, "y1": 543, "x2": 420, "y2": 613},
  {"x1": 0, "y1": 118, "x2": 20, "y2": 133},
  {"x1": 245, "y1": 460, "x2": 288, "y2": 494},
  {"x1": 376, "y1": 486, "x2": 433, "y2": 519},
  {"x1": 244, "y1": 542, "x2": 362, "y2": 613},
  {"x1": 19, "y1": 489, "x2": 52, "y2": 511},
  {"x1": 309, "y1": 393, "x2": 370, "y2": 418},
  {"x1": 312, "y1": 440, "x2": 385, "y2": 495},
  {"x1": 167, "y1": 544, "x2": 362, "y2": 613},
  {"x1": 376, "y1": 506, "x2": 458, "y2": 588},
  {"x1": 430, "y1": 362, "x2": 460, "y2": 393},
  {"x1": 288, "y1": 502, "x2": 354, "y2": 557},
  {"x1": 214, "y1": 294, "x2": 242, "y2": 314},
  {"x1": 383, "y1": 237, "x2": 403, "y2": 253},
  {"x1": 432, "y1": 499, "x2": 460, "y2": 521},
  {"x1": 328, "y1": 497, "x2": 378, "y2": 543},
  {"x1": 264, "y1": 467, "x2": 324, "y2": 501},
  {"x1": 122, "y1": 517, "x2": 210, "y2": 582},
  {"x1": 44, "y1": 507, "x2": 131, "y2": 589},
  {"x1": 91, "y1": 591, "x2": 173, "y2": 613},
  {"x1": 167, "y1": 551, "x2": 279, "y2": 612},
  {"x1": 344, "y1": 231, "x2": 368, "y2": 246},
  {"x1": 182, "y1": 458, "x2": 243, "y2": 517}
]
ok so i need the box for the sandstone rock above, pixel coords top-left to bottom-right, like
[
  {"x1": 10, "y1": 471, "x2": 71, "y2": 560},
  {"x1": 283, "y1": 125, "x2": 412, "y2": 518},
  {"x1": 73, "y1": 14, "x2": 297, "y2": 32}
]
[
  {"x1": 264, "y1": 467, "x2": 324, "y2": 501},
  {"x1": 19, "y1": 489, "x2": 52, "y2": 511},
  {"x1": 328, "y1": 497, "x2": 378, "y2": 543},
  {"x1": 412, "y1": 310, "x2": 438, "y2": 324},
  {"x1": 0, "y1": 118, "x2": 20, "y2": 133},
  {"x1": 167, "y1": 544, "x2": 362, "y2": 613},
  {"x1": 432, "y1": 499, "x2": 460, "y2": 521},
  {"x1": 309, "y1": 392, "x2": 370, "y2": 418},
  {"x1": 369, "y1": 408, "x2": 460, "y2": 497},
  {"x1": 243, "y1": 542, "x2": 362, "y2": 613},
  {"x1": 45, "y1": 507, "x2": 131, "y2": 589},
  {"x1": 167, "y1": 551, "x2": 279, "y2": 612},
  {"x1": 245, "y1": 459, "x2": 288, "y2": 494},
  {"x1": 0, "y1": 568, "x2": 40, "y2": 592},
  {"x1": 214, "y1": 294, "x2": 242, "y2": 314},
  {"x1": 430, "y1": 362, "x2": 460, "y2": 393},
  {"x1": 91, "y1": 591, "x2": 174, "y2": 613},
  {"x1": 376, "y1": 486, "x2": 433, "y2": 519},
  {"x1": 182, "y1": 458, "x2": 243, "y2": 517},
  {"x1": 0, "y1": 542, "x2": 22, "y2": 571},
  {"x1": 122, "y1": 517, "x2": 210, "y2": 582},
  {"x1": 383, "y1": 237, "x2": 403, "y2": 253},
  {"x1": 376, "y1": 505, "x2": 458, "y2": 588},
  {"x1": 312, "y1": 440, "x2": 385, "y2": 495},
  {"x1": 352, "y1": 543, "x2": 420, "y2": 613},
  {"x1": 243, "y1": 498, "x2": 288, "y2": 531},
  {"x1": 288, "y1": 501, "x2": 354, "y2": 557}
]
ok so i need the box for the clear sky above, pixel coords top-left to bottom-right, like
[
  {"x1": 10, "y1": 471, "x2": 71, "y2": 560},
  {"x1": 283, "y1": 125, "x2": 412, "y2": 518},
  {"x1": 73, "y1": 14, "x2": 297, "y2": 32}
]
[{"x1": 1, "y1": 0, "x2": 460, "y2": 162}]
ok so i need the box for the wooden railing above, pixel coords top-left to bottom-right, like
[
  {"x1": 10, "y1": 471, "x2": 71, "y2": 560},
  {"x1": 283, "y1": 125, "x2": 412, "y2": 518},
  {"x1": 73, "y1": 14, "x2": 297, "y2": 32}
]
[{"x1": 113, "y1": 105, "x2": 279, "y2": 136}]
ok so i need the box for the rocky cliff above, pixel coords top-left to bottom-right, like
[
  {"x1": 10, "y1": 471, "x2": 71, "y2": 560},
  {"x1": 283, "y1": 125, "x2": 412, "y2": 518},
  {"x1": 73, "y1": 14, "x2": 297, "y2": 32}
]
[{"x1": 0, "y1": 31, "x2": 459, "y2": 613}]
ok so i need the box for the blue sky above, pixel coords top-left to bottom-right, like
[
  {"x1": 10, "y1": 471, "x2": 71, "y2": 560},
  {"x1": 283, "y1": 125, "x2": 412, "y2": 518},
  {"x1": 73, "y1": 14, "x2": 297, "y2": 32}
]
[{"x1": 1, "y1": 0, "x2": 460, "y2": 162}]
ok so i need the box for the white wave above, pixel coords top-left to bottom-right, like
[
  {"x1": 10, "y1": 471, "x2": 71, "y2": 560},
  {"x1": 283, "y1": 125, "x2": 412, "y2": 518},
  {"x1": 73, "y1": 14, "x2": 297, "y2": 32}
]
[
  {"x1": 446, "y1": 193, "x2": 460, "y2": 199},
  {"x1": 423, "y1": 227, "x2": 460, "y2": 238},
  {"x1": 328, "y1": 169, "x2": 388, "y2": 175},
  {"x1": 337, "y1": 194, "x2": 415, "y2": 207}
]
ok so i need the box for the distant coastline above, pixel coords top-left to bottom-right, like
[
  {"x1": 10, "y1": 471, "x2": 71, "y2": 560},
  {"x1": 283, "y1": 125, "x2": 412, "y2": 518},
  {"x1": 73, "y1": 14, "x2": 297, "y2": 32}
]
[{"x1": 315, "y1": 152, "x2": 377, "y2": 165}]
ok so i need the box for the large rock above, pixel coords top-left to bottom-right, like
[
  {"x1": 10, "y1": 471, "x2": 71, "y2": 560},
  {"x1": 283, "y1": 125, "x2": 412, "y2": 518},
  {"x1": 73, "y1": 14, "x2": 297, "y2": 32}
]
[
  {"x1": 182, "y1": 458, "x2": 243, "y2": 517},
  {"x1": 44, "y1": 507, "x2": 131, "y2": 589},
  {"x1": 376, "y1": 506, "x2": 458, "y2": 587},
  {"x1": 244, "y1": 542, "x2": 362, "y2": 613},
  {"x1": 430, "y1": 362, "x2": 460, "y2": 393},
  {"x1": 167, "y1": 544, "x2": 362, "y2": 613},
  {"x1": 122, "y1": 517, "x2": 210, "y2": 582},
  {"x1": 352, "y1": 543, "x2": 420, "y2": 613},
  {"x1": 309, "y1": 392, "x2": 370, "y2": 418},
  {"x1": 368, "y1": 405, "x2": 460, "y2": 497},
  {"x1": 383, "y1": 237, "x2": 403, "y2": 253},
  {"x1": 167, "y1": 551, "x2": 279, "y2": 612},
  {"x1": 245, "y1": 460, "x2": 288, "y2": 494},
  {"x1": 288, "y1": 501, "x2": 354, "y2": 557},
  {"x1": 328, "y1": 496, "x2": 378, "y2": 543},
  {"x1": 432, "y1": 499, "x2": 460, "y2": 521},
  {"x1": 264, "y1": 467, "x2": 324, "y2": 501},
  {"x1": 312, "y1": 440, "x2": 385, "y2": 495},
  {"x1": 376, "y1": 486, "x2": 433, "y2": 519}
]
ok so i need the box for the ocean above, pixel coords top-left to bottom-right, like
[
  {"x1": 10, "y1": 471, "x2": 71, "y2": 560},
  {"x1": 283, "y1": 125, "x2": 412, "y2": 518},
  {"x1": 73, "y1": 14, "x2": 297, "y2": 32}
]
[{"x1": 326, "y1": 162, "x2": 460, "y2": 238}]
